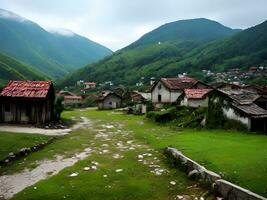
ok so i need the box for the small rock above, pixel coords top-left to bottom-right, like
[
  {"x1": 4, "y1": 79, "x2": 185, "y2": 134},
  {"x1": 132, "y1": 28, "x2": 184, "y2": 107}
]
[
  {"x1": 188, "y1": 169, "x2": 199, "y2": 178},
  {"x1": 91, "y1": 166, "x2": 97, "y2": 170},
  {"x1": 176, "y1": 195, "x2": 183, "y2": 200},
  {"x1": 33, "y1": 187, "x2": 37, "y2": 190},
  {"x1": 138, "y1": 155, "x2": 144, "y2": 159},
  {"x1": 170, "y1": 181, "x2": 176, "y2": 185},
  {"x1": 92, "y1": 161, "x2": 99, "y2": 165},
  {"x1": 69, "y1": 172, "x2": 79, "y2": 177},
  {"x1": 84, "y1": 167, "x2": 90, "y2": 171},
  {"x1": 103, "y1": 174, "x2": 108, "y2": 178},
  {"x1": 115, "y1": 169, "x2": 123, "y2": 173}
]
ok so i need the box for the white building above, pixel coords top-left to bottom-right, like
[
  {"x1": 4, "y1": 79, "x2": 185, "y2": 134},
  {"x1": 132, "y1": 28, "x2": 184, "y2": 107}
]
[
  {"x1": 151, "y1": 77, "x2": 197, "y2": 107},
  {"x1": 178, "y1": 89, "x2": 213, "y2": 108}
]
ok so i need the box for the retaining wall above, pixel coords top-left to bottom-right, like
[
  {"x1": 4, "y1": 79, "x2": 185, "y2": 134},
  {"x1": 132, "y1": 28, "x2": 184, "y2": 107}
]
[
  {"x1": 164, "y1": 147, "x2": 267, "y2": 200},
  {"x1": 0, "y1": 137, "x2": 56, "y2": 167}
]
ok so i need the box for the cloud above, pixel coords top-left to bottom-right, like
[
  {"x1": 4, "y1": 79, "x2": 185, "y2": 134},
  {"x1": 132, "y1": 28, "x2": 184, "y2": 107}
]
[{"x1": 0, "y1": 0, "x2": 266, "y2": 51}]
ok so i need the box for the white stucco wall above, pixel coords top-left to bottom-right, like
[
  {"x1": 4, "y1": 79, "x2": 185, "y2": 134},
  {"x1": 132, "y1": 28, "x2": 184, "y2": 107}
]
[
  {"x1": 151, "y1": 81, "x2": 181, "y2": 104},
  {"x1": 180, "y1": 97, "x2": 209, "y2": 108},
  {"x1": 222, "y1": 107, "x2": 250, "y2": 127}
]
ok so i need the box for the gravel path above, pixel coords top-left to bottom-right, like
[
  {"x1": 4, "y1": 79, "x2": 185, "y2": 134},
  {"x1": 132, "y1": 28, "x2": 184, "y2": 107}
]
[{"x1": 0, "y1": 117, "x2": 91, "y2": 136}]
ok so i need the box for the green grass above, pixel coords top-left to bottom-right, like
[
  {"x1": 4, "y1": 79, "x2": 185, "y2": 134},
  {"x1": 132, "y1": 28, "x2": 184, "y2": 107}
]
[
  {"x1": 3, "y1": 110, "x2": 211, "y2": 200},
  {"x1": 76, "y1": 109, "x2": 267, "y2": 197},
  {"x1": 3, "y1": 109, "x2": 267, "y2": 199},
  {"x1": 0, "y1": 132, "x2": 51, "y2": 160}
]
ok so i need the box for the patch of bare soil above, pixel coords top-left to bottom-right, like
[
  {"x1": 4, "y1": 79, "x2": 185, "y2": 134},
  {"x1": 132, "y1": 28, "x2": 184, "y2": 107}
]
[{"x1": 0, "y1": 148, "x2": 92, "y2": 199}]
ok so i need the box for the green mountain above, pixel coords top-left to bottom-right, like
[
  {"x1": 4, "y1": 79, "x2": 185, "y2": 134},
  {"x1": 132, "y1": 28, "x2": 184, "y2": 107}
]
[
  {"x1": 0, "y1": 8, "x2": 112, "y2": 79},
  {"x1": 180, "y1": 20, "x2": 267, "y2": 73},
  {"x1": 0, "y1": 53, "x2": 49, "y2": 87},
  {"x1": 59, "y1": 18, "x2": 243, "y2": 87},
  {"x1": 128, "y1": 18, "x2": 240, "y2": 49}
]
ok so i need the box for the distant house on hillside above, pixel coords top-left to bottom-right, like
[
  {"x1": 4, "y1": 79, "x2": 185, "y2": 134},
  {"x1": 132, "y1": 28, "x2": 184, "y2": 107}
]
[
  {"x1": 178, "y1": 89, "x2": 213, "y2": 108},
  {"x1": 151, "y1": 77, "x2": 197, "y2": 107},
  {"x1": 57, "y1": 90, "x2": 82, "y2": 107},
  {"x1": 0, "y1": 81, "x2": 55, "y2": 124},
  {"x1": 96, "y1": 91, "x2": 122, "y2": 109},
  {"x1": 84, "y1": 82, "x2": 96, "y2": 89},
  {"x1": 208, "y1": 89, "x2": 267, "y2": 133}
]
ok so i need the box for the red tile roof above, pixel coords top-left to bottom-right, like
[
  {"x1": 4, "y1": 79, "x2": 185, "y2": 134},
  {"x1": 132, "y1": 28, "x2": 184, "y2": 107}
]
[
  {"x1": 184, "y1": 89, "x2": 213, "y2": 99},
  {"x1": 84, "y1": 82, "x2": 96, "y2": 85},
  {"x1": 161, "y1": 77, "x2": 197, "y2": 90},
  {"x1": 64, "y1": 95, "x2": 82, "y2": 100},
  {"x1": 0, "y1": 80, "x2": 52, "y2": 98}
]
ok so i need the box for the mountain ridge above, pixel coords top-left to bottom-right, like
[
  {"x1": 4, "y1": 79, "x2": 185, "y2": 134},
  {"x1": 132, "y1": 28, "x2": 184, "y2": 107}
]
[
  {"x1": 58, "y1": 18, "x2": 247, "y2": 87},
  {"x1": 0, "y1": 8, "x2": 113, "y2": 79}
]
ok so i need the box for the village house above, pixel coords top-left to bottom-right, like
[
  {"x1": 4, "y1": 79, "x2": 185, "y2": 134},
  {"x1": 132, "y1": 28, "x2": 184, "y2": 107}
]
[
  {"x1": 178, "y1": 89, "x2": 213, "y2": 108},
  {"x1": 151, "y1": 76, "x2": 198, "y2": 107},
  {"x1": 84, "y1": 82, "x2": 96, "y2": 89},
  {"x1": 57, "y1": 91, "x2": 83, "y2": 107},
  {"x1": 209, "y1": 89, "x2": 267, "y2": 133},
  {"x1": 0, "y1": 80, "x2": 55, "y2": 124},
  {"x1": 96, "y1": 91, "x2": 122, "y2": 109},
  {"x1": 131, "y1": 91, "x2": 152, "y2": 114}
]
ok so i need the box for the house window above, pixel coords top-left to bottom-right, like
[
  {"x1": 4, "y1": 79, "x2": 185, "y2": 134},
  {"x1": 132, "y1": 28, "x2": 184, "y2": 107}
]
[
  {"x1": 4, "y1": 104, "x2": 11, "y2": 112},
  {"x1": 158, "y1": 95, "x2": 162, "y2": 102},
  {"x1": 109, "y1": 102, "x2": 112, "y2": 105},
  {"x1": 158, "y1": 84, "x2": 162, "y2": 90}
]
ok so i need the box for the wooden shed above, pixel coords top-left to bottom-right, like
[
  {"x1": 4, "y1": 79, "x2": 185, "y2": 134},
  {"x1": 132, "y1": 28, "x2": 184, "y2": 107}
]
[
  {"x1": 96, "y1": 91, "x2": 122, "y2": 110},
  {"x1": 0, "y1": 80, "x2": 55, "y2": 124}
]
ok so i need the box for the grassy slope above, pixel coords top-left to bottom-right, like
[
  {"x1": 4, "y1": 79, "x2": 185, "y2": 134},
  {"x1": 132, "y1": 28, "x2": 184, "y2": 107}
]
[
  {"x1": 59, "y1": 20, "x2": 267, "y2": 88},
  {"x1": 0, "y1": 132, "x2": 51, "y2": 160},
  {"x1": 0, "y1": 53, "x2": 50, "y2": 85},
  {"x1": 0, "y1": 13, "x2": 112, "y2": 78}
]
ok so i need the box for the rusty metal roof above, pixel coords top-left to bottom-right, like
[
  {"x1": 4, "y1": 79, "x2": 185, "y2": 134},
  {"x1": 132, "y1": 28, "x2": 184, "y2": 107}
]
[
  {"x1": 0, "y1": 80, "x2": 52, "y2": 98},
  {"x1": 160, "y1": 77, "x2": 197, "y2": 91},
  {"x1": 232, "y1": 103, "x2": 267, "y2": 118},
  {"x1": 219, "y1": 89, "x2": 261, "y2": 105},
  {"x1": 184, "y1": 89, "x2": 213, "y2": 99}
]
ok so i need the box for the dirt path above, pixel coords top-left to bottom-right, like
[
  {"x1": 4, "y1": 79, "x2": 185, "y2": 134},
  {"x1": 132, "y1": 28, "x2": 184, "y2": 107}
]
[
  {"x1": 0, "y1": 117, "x2": 93, "y2": 199},
  {"x1": 0, "y1": 114, "x2": 212, "y2": 200},
  {"x1": 0, "y1": 148, "x2": 92, "y2": 199},
  {"x1": 0, "y1": 117, "x2": 91, "y2": 136}
]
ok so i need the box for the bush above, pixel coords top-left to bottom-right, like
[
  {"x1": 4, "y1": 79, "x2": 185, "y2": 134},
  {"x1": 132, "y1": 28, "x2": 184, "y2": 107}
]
[{"x1": 147, "y1": 107, "x2": 177, "y2": 123}]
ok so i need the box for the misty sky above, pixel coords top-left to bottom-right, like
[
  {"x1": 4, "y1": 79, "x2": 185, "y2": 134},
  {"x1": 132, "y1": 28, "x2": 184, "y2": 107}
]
[{"x1": 0, "y1": 0, "x2": 266, "y2": 51}]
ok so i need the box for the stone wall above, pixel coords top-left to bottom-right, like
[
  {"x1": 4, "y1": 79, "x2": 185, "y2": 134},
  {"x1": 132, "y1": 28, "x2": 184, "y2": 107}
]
[
  {"x1": 0, "y1": 137, "x2": 56, "y2": 167},
  {"x1": 164, "y1": 147, "x2": 267, "y2": 200}
]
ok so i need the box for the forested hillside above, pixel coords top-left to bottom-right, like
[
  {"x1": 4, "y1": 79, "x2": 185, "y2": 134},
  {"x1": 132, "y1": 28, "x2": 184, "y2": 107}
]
[
  {"x1": 58, "y1": 18, "x2": 244, "y2": 87},
  {"x1": 0, "y1": 53, "x2": 48, "y2": 87},
  {"x1": 0, "y1": 8, "x2": 112, "y2": 79}
]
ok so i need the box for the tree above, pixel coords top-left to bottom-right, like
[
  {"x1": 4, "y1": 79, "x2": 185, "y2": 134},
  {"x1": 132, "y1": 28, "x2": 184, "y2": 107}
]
[{"x1": 55, "y1": 96, "x2": 64, "y2": 121}]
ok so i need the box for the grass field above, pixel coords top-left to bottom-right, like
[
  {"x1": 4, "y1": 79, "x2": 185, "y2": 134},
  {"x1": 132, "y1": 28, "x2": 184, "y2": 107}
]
[
  {"x1": 77, "y1": 109, "x2": 267, "y2": 197},
  {"x1": 0, "y1": 132, "x2": 51, "y2": 160},
  {"x1": 1, "y1": 108, "x2": 266, "y2": 199},
  {"x1": 1, "y1": 109, "x2": 211, "y2": 200}
]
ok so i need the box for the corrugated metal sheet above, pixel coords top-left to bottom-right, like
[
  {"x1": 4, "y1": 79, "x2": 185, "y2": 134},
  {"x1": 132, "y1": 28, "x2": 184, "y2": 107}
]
[
  {"x1": 0, "y1": 80, "x2": 52, "y2": 98},
  {"x1": 232, "y1": 103, "x2": 267, "y2": 118}
]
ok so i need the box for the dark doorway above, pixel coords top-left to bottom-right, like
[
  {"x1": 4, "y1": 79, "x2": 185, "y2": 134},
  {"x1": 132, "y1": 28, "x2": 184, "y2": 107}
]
[{"x1": 250, "y1": 118, "x2": 267, "y2": 133}]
